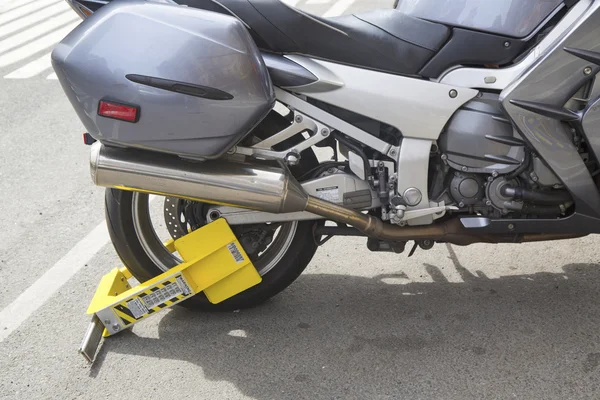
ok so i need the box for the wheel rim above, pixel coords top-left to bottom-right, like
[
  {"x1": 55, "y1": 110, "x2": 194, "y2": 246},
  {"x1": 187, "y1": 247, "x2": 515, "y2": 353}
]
[{"x1": 131, "y1": 193, "x2": 298, "y2": 276}]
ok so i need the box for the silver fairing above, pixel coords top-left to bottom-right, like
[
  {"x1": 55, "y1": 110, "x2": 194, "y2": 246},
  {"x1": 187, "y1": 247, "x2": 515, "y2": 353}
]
[
  {"x1": 51, "y1": 1, "x2": 274, "y2": 159},
  {"x1": 500, "y1": 0, "x2": 600, "y2": 219},
  {"x1": 396, "y1": 0, "x2": 563, "y2": 38}
]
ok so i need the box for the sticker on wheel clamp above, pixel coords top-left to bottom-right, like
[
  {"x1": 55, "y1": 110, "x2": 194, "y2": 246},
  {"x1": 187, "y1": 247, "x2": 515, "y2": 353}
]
[
  {"x1": 110, "y1": 274, "x2": 194, "y2": 326},
  {"x1": 176, "y1": 275, "x2": 191, "y2": 296},
  {"x1": 126, "y1": 298, "x2": 148, "y2": 319},
  {"x1": 316, "y1": 186, "x2": 340, "y2": 202},
  {"x1": 141, "y1": 281, "x2": 184, "y2": 310},
  {"x1": 227, "y1": 242, "x2": 245, "y2": 263}
]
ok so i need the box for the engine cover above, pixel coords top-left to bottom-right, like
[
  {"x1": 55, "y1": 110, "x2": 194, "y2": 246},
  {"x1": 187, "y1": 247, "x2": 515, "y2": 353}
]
[{"x1": 438, "y1": 93, "x2": 524, "y2": 175}]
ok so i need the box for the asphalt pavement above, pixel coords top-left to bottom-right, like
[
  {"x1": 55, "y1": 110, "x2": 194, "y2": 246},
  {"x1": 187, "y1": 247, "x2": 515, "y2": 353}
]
[{"x1": 1, "y1": 0, "x2": 600, "y2": 399}]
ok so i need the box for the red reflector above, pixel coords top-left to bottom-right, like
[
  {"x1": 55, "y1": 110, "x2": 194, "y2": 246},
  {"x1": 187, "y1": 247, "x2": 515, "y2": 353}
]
[{"x1": 98, "y1": 100, "x2": 139, "y2": 123}]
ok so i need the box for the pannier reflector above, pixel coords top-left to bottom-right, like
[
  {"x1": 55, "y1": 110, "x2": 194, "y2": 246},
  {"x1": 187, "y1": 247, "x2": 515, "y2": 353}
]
[{"x1": 98, "y1": 100, "x2": 139, "y2": 123}]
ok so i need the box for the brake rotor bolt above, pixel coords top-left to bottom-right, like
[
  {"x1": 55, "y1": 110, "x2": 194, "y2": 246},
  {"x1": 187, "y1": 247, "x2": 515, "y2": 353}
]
[
  {"x1": 584, "y1": 66, "x2": 593, "y2": 75},
  {"x1": 449, "y1": 89, "x2": 458, "y2": 98}
]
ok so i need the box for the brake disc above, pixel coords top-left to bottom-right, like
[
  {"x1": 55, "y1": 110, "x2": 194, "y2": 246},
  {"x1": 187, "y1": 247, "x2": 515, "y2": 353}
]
[{"x1": 163, "y1": 197, "x2": 206, "y2": 240}]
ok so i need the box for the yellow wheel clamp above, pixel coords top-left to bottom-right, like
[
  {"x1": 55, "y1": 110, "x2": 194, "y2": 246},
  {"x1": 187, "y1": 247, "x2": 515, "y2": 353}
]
[{"x1": 79, "y1": 219, "x2": 261, "y2": 363}]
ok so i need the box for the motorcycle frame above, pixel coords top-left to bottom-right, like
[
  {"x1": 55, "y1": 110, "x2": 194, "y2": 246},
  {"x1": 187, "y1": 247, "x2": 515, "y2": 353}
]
[{"x1": 236, "y1": 0, "x2": 600, "y2": 235}]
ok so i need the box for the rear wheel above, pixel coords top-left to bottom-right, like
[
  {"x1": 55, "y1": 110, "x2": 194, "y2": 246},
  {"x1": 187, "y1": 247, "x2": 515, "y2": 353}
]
[
  {"x1": 104, "y1": 111, "x2": 321, "y2": 311},
  {"x1": 105, "y1": 190, "x2": 319, "y2": 311}
]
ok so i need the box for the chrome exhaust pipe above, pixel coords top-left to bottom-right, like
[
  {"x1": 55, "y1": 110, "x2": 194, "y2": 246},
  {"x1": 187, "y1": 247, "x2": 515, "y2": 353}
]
[
  {"x1": 90, "y1": 143, "x2": 580, "y2": 246},
  {"x1": 90, "y1": 142, "x2": 308, "y2": 214}
]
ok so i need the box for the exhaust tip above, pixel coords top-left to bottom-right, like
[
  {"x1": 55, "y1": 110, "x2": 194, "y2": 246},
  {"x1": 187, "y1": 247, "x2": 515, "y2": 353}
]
[{"x1": 89, "y1": 141, "x2": 102, "y2": 185}]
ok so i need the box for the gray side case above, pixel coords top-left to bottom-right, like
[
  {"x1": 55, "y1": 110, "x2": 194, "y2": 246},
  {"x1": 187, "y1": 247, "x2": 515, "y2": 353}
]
[{"x1": 52, "y1": 1, "x2": 274, "y2": 159}]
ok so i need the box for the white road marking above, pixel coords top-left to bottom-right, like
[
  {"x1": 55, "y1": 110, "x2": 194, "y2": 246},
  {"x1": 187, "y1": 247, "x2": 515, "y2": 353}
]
[
  {"x1": 323, "y1": 0, "x2": 355, "y2": 16},
  {"x1": 0, "y1": 221, "x2": 110, "y2": 342},
  {"x1": 47, "y1": 71, "x2": 57, "y2": 79},
  {"x1": 0, "y1": 12, "x2": 76, "y2": 55},
  {"x1": 0, "y1": 21, "x2": 78, "y2": 68},
  {"x1": 0, "y1": 195, "x2": 159, "y2": 341},
  {"x1": 4, "y1": 52, "x2": 51, "y2": 78},
  {"x1": 0, "y1": 2, "x2": 71, "y2": 39},
  {"x1": 0, "y1": 0, "x2": 60, "y2": 26},
  {"x1": 0, "y1": 0, "x2": 38, "y2": 14}
]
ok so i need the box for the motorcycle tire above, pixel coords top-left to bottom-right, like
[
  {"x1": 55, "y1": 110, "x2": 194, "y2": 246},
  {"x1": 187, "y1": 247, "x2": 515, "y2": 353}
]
[{"x1": 104, "y1": 111, "x2": 322, "y2": 311}]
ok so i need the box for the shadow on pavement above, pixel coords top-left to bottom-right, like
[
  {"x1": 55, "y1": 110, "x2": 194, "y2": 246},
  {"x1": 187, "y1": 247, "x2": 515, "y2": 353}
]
[{"x1": 93, "y1": 257, "x2": 600, "y2": 399}]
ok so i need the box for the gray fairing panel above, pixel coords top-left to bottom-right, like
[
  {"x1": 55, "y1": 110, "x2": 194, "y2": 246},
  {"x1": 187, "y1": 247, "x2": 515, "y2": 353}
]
[
  {"x1": 52, "y1": 1, "x2": 274, "y2": 159},
  {"x1": 396, "y1": 0, "x2": 563, "y2": 38}
]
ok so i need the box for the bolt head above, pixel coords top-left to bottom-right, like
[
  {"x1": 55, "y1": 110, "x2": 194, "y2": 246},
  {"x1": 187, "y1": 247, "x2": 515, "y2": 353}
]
[
  {"x1": 458, "y1": 202, "x2": 465, "y2": 208},
  {"x1": 492, "y1": 171, "x2": 499, "y2": 178},
  {"x1": 441, "y1": 154, "x2": 448, "y2": 160},
  {"x1": 584, "y1": 66, "x2": 593, "y2": 75},
  {"x1": 104, "y1": 320, "x2": 111, "y2": 325},
  {"x1": 486, "y1": 200, "x2": 492, "y2": 206},
  {"x1": 294, "y1": 115, "x2": 303, "y2": 123},
  {"x1": 321, "y1": 128, "x2": 330, "y2": 137},
  {"x1": 285, "y1": 153, "x2": 300, "y2": 166},
  {"x1": 504, "y1": 41, "x2": 511, "y2": 48},
  {"x1": 390, "y1": 149, "x2": 397, "y2": 156},
  {"x1": 449, "y1": 89, "x2": 458, "y2": 98},
  {"x1": 461, "y1": 166, "x2": 468, "y2": 172},
  {"x1": 508, "y1": 223, "x2": 515, "y2": 230},
  {"x1": 112, "y1": 324, "x2": 120, "y2": 331}
]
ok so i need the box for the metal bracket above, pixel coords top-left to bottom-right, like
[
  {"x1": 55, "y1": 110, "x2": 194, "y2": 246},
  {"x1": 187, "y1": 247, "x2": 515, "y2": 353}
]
[
  {"x1": 234, "y1": 111, "x2": 331, "y2": 163},
  {"x1": 391, "y1": 202, "x2": 456, "y2": 225}
]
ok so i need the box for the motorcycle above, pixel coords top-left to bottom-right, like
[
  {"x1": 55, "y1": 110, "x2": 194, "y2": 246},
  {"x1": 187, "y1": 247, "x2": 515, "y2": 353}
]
[{"x1": 54, "y1": 0, "x2": 600, "y2": 311}]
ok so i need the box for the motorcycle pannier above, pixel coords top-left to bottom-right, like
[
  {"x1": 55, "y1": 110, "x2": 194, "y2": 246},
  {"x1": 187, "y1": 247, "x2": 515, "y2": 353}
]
[{"x1": 52, "y1": 1, "x2": 275, "y2": 159}]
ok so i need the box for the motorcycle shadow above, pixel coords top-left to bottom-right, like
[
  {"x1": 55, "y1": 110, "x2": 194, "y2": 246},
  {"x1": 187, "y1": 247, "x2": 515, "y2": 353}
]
[{"x1": 92, "y1": 261, "x2": 600, "y2": 399}]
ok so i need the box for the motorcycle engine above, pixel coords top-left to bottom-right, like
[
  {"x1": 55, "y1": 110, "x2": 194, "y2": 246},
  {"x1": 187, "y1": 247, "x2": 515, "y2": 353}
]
[{"x1": 436, "y1": 93, "x2": 564, "y2": 216}]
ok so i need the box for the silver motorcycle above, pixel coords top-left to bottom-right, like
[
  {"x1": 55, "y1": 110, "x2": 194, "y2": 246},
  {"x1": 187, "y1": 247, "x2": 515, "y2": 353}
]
[{"x1": 55, "y1": 0, "x2": 600, "y2": 310}]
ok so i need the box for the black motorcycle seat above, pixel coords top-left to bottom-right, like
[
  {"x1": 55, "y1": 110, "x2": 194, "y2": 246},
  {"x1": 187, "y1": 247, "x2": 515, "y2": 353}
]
[{"x1": 186, "y1": 0, "x2": 451, "y2": 76}]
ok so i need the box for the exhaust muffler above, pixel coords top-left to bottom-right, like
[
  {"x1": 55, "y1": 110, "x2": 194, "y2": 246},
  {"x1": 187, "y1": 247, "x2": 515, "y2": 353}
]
[{"x1": 90, "y1": 142, "x2": 308, "y2": 214}]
